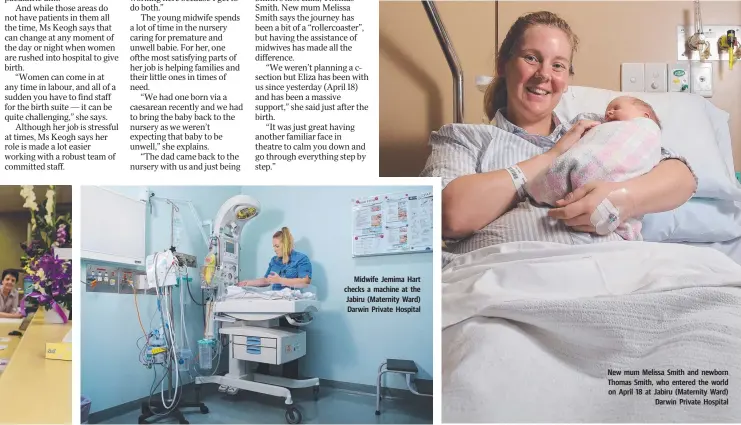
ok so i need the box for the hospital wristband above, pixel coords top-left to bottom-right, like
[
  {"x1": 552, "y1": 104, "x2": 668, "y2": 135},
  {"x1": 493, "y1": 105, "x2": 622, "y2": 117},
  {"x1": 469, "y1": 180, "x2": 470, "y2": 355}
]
[{"x1": 506, "y1": 165, "x2": 527, "y2": 200}]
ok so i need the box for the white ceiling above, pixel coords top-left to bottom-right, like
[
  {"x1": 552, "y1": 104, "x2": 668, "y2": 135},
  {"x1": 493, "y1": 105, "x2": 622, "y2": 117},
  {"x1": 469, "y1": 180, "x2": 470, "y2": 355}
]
[{"x1": 0, "y1": 185, "x2": 72, "y2": 213}]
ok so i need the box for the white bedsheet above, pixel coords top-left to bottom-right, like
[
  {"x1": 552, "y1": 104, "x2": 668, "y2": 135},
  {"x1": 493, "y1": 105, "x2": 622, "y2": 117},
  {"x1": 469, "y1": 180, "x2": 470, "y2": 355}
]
[
  {"x1": 223, "y1": 286, "x2": 316, "y2": 301},
  {"x1": 442, "y1": 241, "x2": 741, "y2": 423},
  {"x1": 684, "y1": 236, "x2": 741, "y2": 265}
]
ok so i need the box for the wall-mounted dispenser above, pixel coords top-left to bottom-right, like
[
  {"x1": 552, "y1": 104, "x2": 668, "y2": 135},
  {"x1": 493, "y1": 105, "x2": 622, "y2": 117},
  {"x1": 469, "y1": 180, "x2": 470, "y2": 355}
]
[
  {"x1": 717, "y1": 29, "x2": 738, "y2": 70},
  {"x1": 679, "y1": 25, "x2": 741, "y2": 63}
]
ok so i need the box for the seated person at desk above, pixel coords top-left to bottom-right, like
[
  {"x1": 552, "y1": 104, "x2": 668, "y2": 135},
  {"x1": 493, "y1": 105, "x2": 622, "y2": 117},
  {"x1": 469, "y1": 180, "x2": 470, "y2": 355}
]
[
  {"x1": 0, "y1": 270, "x2": 22, "y2": 319},
  {"x1": 237, "y1": 227, "x2": 312, "y2": 290},
  {"x1": 237, "y1": 227, "x2": 312, "y2": 379}
]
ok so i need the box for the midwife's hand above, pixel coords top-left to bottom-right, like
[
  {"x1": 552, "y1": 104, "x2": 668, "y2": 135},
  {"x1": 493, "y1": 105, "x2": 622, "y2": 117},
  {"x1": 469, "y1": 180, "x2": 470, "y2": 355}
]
[
  {"x1": 551, "y1": 120, "x2": 601, "y2": 156},
  {"x1": 548, "y1": 181, "x2": 634, "y2": 234},
  {"x1": 266, "y1": 273, "x2": 281, "y2": 284}
]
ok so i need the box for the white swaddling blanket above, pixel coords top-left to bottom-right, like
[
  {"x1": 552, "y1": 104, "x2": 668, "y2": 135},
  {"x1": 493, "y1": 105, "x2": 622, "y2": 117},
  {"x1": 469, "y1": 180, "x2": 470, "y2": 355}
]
[
  {"x1": 442, "y1": 241, "x2": 741, "y2": 423},
  {"x1": 525, "y1": 119, "x2": 662, "y2": 241},
  {"x1": 224, "y1": 286, "x2": 316, "y2": 301}
]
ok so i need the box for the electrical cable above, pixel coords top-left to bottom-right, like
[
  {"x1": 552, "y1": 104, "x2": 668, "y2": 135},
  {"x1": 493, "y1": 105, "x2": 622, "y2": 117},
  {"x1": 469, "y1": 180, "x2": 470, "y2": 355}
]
[
  {"x1": 161, "y1": 259, "x2": 178, "y2": 410},
  {"x1": 146, "y1": 251, "x2": 181, "y2": 415},
  {"x1": 186, "y1": 276, "x2": 206, "y2": 306},
  {"x1": 133, "y1": 283, "x2": 148, "y2": 343},
  {"x1": 179, "y1": 266, "x2": 194, "y2": 377},
  {"x1": 140, "y1": 245, "x2": 224, "y2": 416},
  {"x1": 147, "y1": 362, "x2": 183, "y2": 417},
  {"x1": 161, "y1": 286, "x2": 180, "y2": 411}
]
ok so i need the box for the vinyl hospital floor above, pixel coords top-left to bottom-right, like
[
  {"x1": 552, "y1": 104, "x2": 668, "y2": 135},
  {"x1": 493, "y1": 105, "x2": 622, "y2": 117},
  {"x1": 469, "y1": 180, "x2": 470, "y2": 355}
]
[{"x1": 98, "y1": 385, "x2": 433, "y2": 424}]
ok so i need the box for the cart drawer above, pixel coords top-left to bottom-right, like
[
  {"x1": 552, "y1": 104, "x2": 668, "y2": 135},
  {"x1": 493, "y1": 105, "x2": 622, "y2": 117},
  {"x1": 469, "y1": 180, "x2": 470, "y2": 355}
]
[
  {"x1": 233, "y1": 335, "x2": 277, "y2": 348},
  {"x1": 232, "y1": 343, "x2": 277, "y2": 364}
]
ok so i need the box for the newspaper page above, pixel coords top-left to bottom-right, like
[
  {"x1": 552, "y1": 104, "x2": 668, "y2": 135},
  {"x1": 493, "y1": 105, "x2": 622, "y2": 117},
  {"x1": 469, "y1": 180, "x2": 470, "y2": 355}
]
[
  {"x1": 1, "y1": 0, "x2": 378, "y2": 180},
  {"x1": 6, "y1": 1, "x2": 737, "y2": 425},
  {"x1": 1, "y1": 2, "x2": 438, "y2": 425}
]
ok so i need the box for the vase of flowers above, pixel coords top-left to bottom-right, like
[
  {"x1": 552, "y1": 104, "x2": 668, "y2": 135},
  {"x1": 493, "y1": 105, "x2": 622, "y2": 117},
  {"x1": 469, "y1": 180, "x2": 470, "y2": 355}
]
[{"x1": 19, "y1": 185, "x2": 72, "y2": 323}]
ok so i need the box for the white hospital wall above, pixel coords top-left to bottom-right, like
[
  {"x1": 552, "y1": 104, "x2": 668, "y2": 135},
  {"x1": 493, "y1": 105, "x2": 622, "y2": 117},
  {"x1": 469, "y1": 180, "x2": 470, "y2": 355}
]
[
  {"x1": 240, "y1": 186, "x2": 434, "y2": 389},
  {"x1": 379, "y1": 1, "x2": 741, "y2": 175},
  {"x1": 80, "y1": 185, "x2": 243, "y2": 413}
]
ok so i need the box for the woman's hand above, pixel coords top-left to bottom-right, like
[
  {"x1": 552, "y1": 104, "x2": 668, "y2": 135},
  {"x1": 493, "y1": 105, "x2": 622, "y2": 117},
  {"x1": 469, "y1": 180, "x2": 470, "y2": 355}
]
[
  {"x1": 547, "y1": 181, "x2": 635, "y2": 233},
  {"x1": 237, "y1": 278, "x2": 269, "y2": 287},
  {"x1": 266, "y1": 273, "x2": 282, "y2": 284},
  {"x1": 551, "y1": 120, "x2": 601, "y2": 156}
]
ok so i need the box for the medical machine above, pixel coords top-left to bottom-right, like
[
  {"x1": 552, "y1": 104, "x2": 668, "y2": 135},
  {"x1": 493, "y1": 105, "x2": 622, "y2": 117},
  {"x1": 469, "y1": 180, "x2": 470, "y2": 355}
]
[
  {"x1": 194, "y1": 195, "x2": 320, "y2": 425},
  {"x1": 131, "y1": 194, "x2": 319, "y2": 424}
]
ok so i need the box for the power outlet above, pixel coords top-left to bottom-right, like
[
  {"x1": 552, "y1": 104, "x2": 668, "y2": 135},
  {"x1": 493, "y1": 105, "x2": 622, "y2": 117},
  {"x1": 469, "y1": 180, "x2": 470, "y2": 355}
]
[
  {"x1": 621, "y1": 63, "x2": 645, "y2": 92},
  {"x1": 86, "y1": 265, "x2": 117, "y2": 286},
  {"x1": 690, "y1": 62, "x2": 713, "y2": 97},
  {"x1": 135, "y1": 275, "x2": 149, "y2": 291},
  {"x1": 645, "y1": 63, "x2": 668, "y2": 92}
]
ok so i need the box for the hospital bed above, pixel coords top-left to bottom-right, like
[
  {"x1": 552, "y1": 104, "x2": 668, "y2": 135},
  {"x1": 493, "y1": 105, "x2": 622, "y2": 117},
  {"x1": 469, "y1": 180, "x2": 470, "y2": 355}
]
[{"x1": 423, "y1": 1, "x2": 741, "y2": 422}]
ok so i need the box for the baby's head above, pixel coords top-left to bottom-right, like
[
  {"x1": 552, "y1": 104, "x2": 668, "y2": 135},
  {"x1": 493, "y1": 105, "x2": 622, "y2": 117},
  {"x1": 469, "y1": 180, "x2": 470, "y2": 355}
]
[{"x1": 605, "y1": 96, "x2": 661, "y2": 129}]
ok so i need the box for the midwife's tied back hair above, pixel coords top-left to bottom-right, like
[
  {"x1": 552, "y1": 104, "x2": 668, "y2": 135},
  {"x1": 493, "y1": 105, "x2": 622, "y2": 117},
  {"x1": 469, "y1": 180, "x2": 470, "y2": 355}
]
[
  {"x1": 274, "y1": 227, "x2": 294, "y2": 264},
  {"x1": 484, "y1": 11, "x2": 579, "y2": 121}
]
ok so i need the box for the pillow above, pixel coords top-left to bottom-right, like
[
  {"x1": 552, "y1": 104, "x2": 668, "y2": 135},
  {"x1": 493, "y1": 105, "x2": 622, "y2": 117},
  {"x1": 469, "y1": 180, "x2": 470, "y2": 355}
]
[
  {"x1": 704, "y1": 100, "x2": 737, "y2": 177},
  {"x1": 555, "y1": 86, "x2": 741, "y2": 201},
  {"x1": 556, "y1": 86, "x2": 741, "y2": 243},
  {"x1": 642, "y1": 198, "x2": 741, "y2": 243}
]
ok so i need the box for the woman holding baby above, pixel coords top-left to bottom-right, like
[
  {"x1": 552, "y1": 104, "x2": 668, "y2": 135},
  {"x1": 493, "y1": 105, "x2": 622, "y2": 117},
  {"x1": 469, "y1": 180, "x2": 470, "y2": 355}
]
[{"x1": 421, "y1": 11, "x2": 697, "y2": 264}]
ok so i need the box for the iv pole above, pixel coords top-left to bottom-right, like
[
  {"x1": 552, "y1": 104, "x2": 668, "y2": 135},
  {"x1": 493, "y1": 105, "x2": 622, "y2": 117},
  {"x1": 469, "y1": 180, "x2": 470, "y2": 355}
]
[
  {"x1": 138, "y1": 198, "x2": 209, "y2": 425},
  {"x1": 139, "y1": 279, "x2": 208, "y2": 424},
  {"x1": 164, "y1": 201, "x2": 181, "y2": 423},
  {"x1": 148, "y1": 194, "x2": 212, "y2": 248}
]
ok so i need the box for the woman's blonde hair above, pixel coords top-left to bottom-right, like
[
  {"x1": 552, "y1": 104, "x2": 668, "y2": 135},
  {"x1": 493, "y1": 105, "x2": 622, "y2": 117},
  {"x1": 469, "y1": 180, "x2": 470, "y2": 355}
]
[
  {"x1": 273, "y1": 227, "x2": 294, "y2": 264},
  {"x1": 484, "y1": 11, "x2": 579, "y2": 121}
]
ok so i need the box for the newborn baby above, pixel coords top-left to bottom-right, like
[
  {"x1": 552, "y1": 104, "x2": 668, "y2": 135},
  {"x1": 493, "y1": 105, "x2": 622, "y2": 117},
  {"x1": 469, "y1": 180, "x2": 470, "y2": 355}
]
[{"x1": 526, "y1": 96, "x2": 663, "y2": 241}]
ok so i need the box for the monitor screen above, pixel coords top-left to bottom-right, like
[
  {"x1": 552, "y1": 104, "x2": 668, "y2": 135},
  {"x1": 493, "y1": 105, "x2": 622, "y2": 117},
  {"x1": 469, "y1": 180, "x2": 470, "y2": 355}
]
[{"x1": 225, "y1": 241, "x2": 235, "y2": 254}]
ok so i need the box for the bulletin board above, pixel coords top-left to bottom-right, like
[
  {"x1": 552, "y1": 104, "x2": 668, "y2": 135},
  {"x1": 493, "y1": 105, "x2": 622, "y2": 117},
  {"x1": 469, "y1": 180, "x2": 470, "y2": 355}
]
[{"x1": 351, "y1": 189, "x2": 433, "y2": 257}]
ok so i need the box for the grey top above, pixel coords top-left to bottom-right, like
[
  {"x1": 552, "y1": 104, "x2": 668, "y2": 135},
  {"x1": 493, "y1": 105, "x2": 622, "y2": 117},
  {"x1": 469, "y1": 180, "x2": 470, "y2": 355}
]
[
  {"x1": 421, "y1": 109, "x2": 697, "y2": 267},
  {"x1": 0, "y1": 288, "x2": 19, "y2": 314}
]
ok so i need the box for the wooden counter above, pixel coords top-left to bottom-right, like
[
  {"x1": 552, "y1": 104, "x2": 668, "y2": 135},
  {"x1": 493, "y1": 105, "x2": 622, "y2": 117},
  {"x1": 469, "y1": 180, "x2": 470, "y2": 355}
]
[{"x1": 0, "y1": 315, "x2": 72, "y2": 424}]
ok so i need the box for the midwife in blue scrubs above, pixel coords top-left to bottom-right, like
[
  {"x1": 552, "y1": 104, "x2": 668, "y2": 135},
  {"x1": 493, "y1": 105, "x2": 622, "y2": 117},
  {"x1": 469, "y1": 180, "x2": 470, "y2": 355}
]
[
  {"x1": 238, "y1": 226, "x2": 312, "y2": 291},
  {"x1": 237, "y1": 227, "x2": 312, "y2": 379}
]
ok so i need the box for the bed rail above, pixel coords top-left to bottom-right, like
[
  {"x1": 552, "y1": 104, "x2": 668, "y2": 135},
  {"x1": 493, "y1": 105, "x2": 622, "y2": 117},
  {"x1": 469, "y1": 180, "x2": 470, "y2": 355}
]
[{"x1": 421, "y1": 1, "x2": 464, "y2": 123}]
